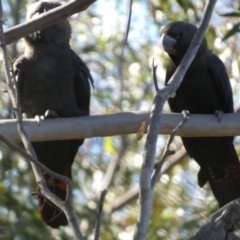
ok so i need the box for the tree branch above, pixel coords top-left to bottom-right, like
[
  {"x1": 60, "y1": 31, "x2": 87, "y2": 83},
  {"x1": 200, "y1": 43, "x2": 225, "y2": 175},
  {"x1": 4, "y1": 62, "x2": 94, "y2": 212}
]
[
  {"x1": 110, "y1": 147, "x2": 187, "y2": 212},
  {"x1": 4, "y1": 0, "x2": 96, "y2": 45},
  {"x1": 94, "y1": 189, "x2": 107, "y2": 240},
  {"x1": 0, "y1": 112, "x2": 239, "y2": 142},
  {"x1": 100, "y1": 136, "x2": 129, "y2": 193},
  {"x1": 0, "y1": 1, "x2": 85, "y2": 239},
  {"x1": 190, "y1": 199, "x2": 240, "y2": 240},
  {"x1": 134, "y1": 0, "x2": 217, "y2": 239},
  {"x1": 151, "y1": 112, "x2": 188, "y2": 188},
  {"x1": 0, "y1": 134, "x2": 74, "y2": 186}
]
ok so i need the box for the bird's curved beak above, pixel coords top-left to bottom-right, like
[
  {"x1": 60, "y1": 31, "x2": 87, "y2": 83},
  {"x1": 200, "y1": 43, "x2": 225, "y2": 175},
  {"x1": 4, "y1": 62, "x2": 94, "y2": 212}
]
[{"x1": 160, "y1": 34, "x2": 177, "y2": 55}]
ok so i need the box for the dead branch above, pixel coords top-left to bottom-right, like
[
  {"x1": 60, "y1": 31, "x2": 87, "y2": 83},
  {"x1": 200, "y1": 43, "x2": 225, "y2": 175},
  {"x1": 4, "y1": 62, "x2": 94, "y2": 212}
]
[
  {"x1": 94, "y1": 190, "x2": 107, "y2": 240},
  {"x1": 0, "y1": 1, "x2": 85, "y2": 239},
  {"x1": 151, "y1": 111, "x2": 189, "y2": 188},
  {"x1": 190, "y1": 199, "x2": 240, "y2": 240},
  {"x1": 4, "y1": 0, "x2": 96, "y2": 45},
  {"x1": 100, "y1": 136, "x2": 129, "y2": 193},
  {"x1": 110, "y1": 147, "x2": 187, "y2": 212},
  {"x1": 0, "y1": 134, "x2": 75, "y2": 185},
  {"x1": 0, "y1": 112, "x2": 240, "y2": 142},
  {"x1": 133, "y1": 0, "x2": 217, "y2": 239}
]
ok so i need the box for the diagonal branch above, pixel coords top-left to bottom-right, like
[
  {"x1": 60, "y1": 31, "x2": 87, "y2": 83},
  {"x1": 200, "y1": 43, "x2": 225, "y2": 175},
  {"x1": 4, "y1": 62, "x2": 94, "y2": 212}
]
[
  {"x1": 190, "y1": 199, "x2": 240, "y2": 240},
  {"x1": 94, "y1": 189, "x2": 107, "y2": 240},
  {"x1": 100, "y1": 136, "x2": 129, "y2": 192},
  {"x1": 117, "y1": 0, "x2": 133, "y2": 107},
  {"x1": 0, "y1": 134, "x2": 73, "y2": 185},
  {"x1": 0, "y1": 2, "x2": 84, "y2": 239},
  {"x1": 133, "y1": 0, "x2": 217, "y2": 239},
  {"x1": 151, "y1": 112, "x2": 189, "y2": 188},
  {"x1": 110, "y1": 147, "x2": 187, "y2": 213},
  {"x1": 4, "y1": 0, "x2": 96, "y2": 45}
]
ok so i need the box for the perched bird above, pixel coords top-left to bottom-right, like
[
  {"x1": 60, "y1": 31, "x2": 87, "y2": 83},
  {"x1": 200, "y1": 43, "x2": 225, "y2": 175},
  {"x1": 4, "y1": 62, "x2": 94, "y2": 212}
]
[
  {"x1": 161, "y1": 21, "x2": 240, "y2": 207},
  {"x1": 13, "y1": 0, "x2": 93, "y2": 228}
]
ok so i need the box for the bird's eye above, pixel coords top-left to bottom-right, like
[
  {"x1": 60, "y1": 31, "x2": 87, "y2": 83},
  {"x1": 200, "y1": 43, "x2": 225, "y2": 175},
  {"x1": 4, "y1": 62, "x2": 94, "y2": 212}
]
[{"x1": 179, "y1": 32, "x2": 183, "y2": 37}]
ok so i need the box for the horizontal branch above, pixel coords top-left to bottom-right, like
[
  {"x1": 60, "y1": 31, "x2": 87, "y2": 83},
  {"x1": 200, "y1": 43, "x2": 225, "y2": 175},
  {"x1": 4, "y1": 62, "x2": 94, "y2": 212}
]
[{"x1": 1, "y1": 112, "x2": 240, "y2": 142}]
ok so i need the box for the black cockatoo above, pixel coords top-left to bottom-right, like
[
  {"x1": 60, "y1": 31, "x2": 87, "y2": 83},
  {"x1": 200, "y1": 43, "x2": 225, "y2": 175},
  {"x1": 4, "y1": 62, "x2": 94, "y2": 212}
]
[
  {"x1": 13, "y1": 0, "x2": 93, "y2": 228},
  {"x1": 161, "y1": 21, "x2": 240, "y2": 207}
]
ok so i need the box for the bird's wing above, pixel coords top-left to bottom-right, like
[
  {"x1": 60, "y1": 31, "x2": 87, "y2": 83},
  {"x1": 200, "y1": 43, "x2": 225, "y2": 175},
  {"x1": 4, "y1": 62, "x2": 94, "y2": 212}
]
[
  {"x1": 72, "y1": 51, "x2": 92, "y2": 116},
  {"x1": 13, "y1": 55, "x2": 25, "y2": 84},
  {"x1": 12, "y1": 55, "x2": 27, "y2": 115},
  {"x1": 208, "y1": 53, "x2": 234, "y2": 113}
]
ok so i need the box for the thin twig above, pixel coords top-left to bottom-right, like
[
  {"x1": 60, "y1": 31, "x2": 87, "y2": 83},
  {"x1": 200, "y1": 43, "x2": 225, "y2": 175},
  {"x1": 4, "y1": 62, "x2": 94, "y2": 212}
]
[
  {"x1": 152, "y1": 58, "x2": 159, "y2": 91},
  {"x1": 151, "y1": 112, "x2": 189, "y2": 188},
  {"x1": 101, "y1": 136, "x2": 129, "y2": 192},
  {"x1": 94, "y1": 189, "x2": 107, "y2": 240},
  {"x1": 119, "y1": 0, "x2": 133, "y2": 61},
  {"x1": 110, "y1": 147, "x2": 187, "y2": 213},
  {"x1": 117, "y1": 0, "x2": 133, "y2": 106},
  {"x1": 0, "y1": 134, "x2": 72, "y2": 184}
]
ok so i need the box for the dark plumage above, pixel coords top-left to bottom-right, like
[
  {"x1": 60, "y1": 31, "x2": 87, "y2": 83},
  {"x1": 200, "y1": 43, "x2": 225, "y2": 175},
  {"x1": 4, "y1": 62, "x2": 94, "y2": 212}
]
[
  {"x1": 161, "y1": 21, "x2": 240, "y2": 207},
  {"x1": 13, "y1": 0, "x2": 92, "y2": 228}
]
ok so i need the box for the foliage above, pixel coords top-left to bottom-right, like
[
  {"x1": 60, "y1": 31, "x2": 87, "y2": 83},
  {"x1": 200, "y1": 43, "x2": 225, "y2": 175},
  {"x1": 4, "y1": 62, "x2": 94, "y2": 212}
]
[{"x1": 0, "y1": 0, "x2": 240, "y2": 239}]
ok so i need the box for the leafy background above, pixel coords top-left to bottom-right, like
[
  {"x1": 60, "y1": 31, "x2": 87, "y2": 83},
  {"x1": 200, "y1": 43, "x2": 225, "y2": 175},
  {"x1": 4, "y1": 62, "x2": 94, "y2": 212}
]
[{"x1": 1, "y1": 0, "x2": 240, "y2": 239}]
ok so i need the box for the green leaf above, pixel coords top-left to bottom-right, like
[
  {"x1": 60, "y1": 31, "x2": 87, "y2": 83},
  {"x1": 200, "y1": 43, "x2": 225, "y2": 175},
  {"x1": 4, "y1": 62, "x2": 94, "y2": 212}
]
[
  {"x1": 223, "y1": 23, "x2": 240, "y2": 41},
  {"x1": 220, "y1": 12, "x2": 240, "y2": 17}
]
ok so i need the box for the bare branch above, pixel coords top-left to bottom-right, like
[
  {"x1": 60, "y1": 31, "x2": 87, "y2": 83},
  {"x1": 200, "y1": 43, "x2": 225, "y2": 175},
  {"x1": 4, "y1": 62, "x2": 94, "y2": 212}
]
[
  {"x1": 0, "y1": 134, "x2": 73, "y2": 185},
  {"x1": 190, "y1": 199, "x2": 240, "y2": 240},
  {"x1": 110, "y1": 147, "x2": 187, "y2": 212},
  {"x1": 152, "y1": 58, "x2": 159, "y2": 91},
  {"x1": 4, "y1": 0, "x2": 96, "y2": 45},
  {"x1": 119, "y1": 0, "x2": 133, "y2": 60},
  {"x1": 117, "y1": 0, "x2": 133, "y2": 106},
  {"x1": 134, "y1": 0, "x2": 217, "y2": 239},
  {"x1": 0, "y1": 2, "x2": 84, "y2": 239},
  {"x1": 94, "y1": 190, "x2": 107, "y2": 240},
  {"x1": 1, "y1": 112, "x2": 240, "y2": 142},
  {"x1": 100, "y1": 136, "x2": 129, "y2": 192},
  {"x1": 151, "y1": 112, "x2": 189, "y2": 188}
]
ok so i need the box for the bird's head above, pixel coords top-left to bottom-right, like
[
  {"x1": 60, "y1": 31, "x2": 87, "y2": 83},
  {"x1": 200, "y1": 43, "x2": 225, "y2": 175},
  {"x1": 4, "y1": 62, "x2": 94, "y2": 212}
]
[
  {"x1": 160, "y1": 21, "x2": 207, "y2": 65},
  {"x1": 25, "y1": 0, "x2": 71, "y2": 44}
]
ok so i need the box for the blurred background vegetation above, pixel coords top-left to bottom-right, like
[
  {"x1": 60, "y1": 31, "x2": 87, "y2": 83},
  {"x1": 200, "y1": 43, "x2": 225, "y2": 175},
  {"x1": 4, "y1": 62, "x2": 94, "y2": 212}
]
[{"x1": 0, "y1": 0, "x2": 240, "y2": 239}]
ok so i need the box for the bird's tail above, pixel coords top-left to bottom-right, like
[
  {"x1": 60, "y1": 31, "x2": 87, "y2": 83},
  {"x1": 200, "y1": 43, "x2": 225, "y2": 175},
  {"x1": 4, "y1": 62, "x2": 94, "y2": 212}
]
[
  {"x1": 207, "y1": 160, "x2": 240, "y2": 207},
  {"x1": 198, "y1": 157, "x2": 240, "y2": 207},
  {"x1": 38, "y1": 168, "x2": 70, "y2": 228}
]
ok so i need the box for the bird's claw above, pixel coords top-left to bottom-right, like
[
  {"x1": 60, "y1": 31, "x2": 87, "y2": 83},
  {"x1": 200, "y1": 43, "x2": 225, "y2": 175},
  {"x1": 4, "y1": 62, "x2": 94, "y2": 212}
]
[
  {"x1": 35, "y1": 115, "x2": 45, "y2": 125},
  {"x1": 44, "y1": 109, "x2": 59, "y2": 118},
  {"x1": 34, "y1": 110, "x2": 58, "y2": 125},
  {"x1": 182, "y1": 110, "x2": 190, "y2": 121},
  {"x1": 215, "y1": 110, "x2": 223, "y2": 122}
]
